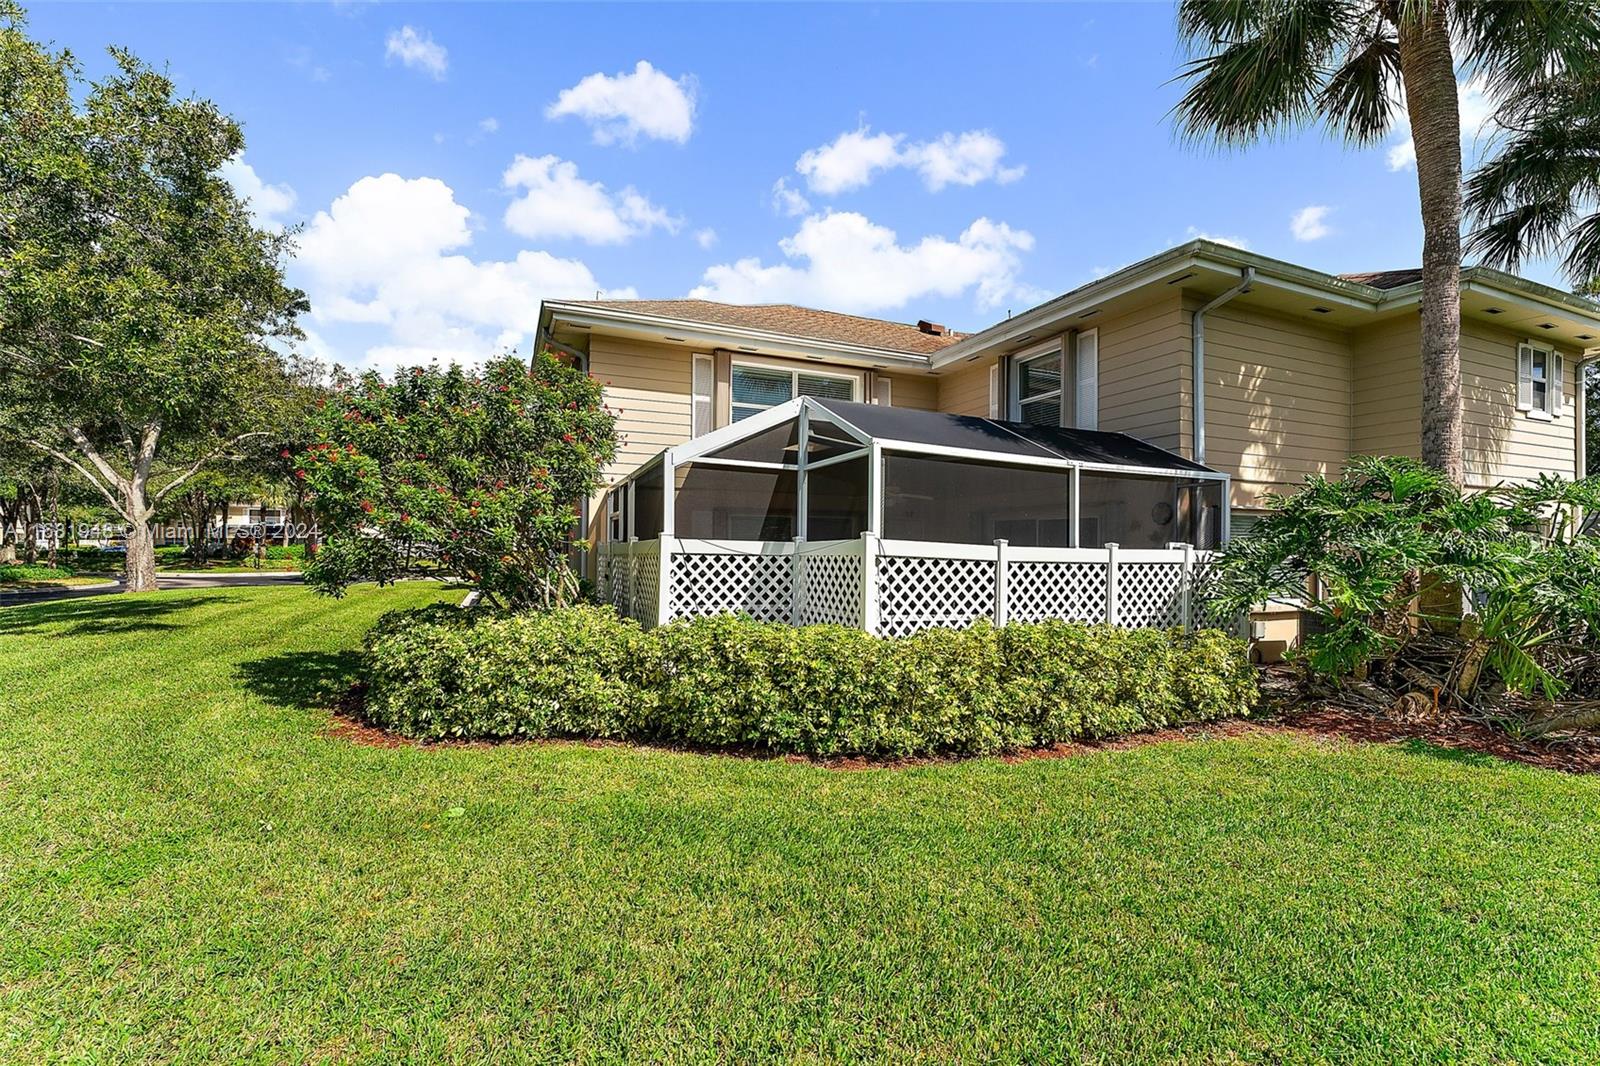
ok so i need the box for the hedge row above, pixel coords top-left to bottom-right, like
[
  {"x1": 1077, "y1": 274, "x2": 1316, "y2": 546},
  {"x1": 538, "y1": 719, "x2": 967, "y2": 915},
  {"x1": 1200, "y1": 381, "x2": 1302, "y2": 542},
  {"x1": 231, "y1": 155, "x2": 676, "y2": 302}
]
[{"x1": 362, "y1": 606, "x2": 1257, "y2": 757}]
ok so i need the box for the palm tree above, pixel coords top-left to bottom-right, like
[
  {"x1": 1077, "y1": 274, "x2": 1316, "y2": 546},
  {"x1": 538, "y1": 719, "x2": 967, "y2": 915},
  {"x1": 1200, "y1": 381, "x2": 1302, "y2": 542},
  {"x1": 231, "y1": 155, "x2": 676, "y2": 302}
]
[
  {"x1": 1465, "y1": 66, "x2": 1600, "y2": 288},
  {"x1": 1173, "y1": 1, "x2": 1599, "y2": 487}
]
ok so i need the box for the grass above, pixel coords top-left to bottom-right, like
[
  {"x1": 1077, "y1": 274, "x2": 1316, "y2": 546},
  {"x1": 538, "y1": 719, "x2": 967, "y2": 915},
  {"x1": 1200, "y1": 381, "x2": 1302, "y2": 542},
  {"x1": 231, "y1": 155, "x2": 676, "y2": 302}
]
[{"x1": 3, "y1": 585, "x2": 1600, "y2": 1063}]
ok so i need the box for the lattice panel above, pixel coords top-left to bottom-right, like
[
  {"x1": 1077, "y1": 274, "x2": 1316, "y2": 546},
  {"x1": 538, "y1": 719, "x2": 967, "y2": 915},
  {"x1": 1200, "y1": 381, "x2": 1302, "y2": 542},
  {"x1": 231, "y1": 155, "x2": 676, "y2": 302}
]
[
  {"x1": 671, "y1": 552, "x2": 793, "y2": 622},
  {"x1": 1119, "y1": 562, "x2": 1184, "y2": 629},
  {"x1": 1008, "y1": 561, "x2": 1106, "y2": 623},
  {"x1": 634, "y1": 551, "x2": 661, "y2": 627},
  {"x1": 876, "y1": 555, "x2": 995, "y2": 637},
  {"x1": 797, "y1": 554, "x2": 861, "y2": 627},
  {"x1": 1187, "y1": 554, "x2": 1237, "y2": 632}
]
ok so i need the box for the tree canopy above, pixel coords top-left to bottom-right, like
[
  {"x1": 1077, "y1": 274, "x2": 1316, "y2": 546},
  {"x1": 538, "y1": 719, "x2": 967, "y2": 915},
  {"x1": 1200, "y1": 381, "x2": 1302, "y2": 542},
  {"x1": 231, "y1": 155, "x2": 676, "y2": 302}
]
[{"x1": 0, "y1": 3, "x2": 306, "y2": 589}]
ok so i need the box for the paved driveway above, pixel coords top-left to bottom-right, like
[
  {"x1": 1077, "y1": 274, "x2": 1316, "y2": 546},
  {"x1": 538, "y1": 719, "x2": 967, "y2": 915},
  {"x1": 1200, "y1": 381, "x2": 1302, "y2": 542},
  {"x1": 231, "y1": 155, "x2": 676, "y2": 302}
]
[{"x1": 0, "y1": 571, "x2": 304, "y2": 607}]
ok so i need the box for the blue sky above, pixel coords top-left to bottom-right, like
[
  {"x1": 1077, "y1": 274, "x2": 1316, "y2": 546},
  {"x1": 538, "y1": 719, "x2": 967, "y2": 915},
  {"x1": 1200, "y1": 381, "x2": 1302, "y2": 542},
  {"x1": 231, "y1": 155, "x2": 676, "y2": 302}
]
[{"x1": 32, "y1": 2, "x2": 1535, "y2": 371}]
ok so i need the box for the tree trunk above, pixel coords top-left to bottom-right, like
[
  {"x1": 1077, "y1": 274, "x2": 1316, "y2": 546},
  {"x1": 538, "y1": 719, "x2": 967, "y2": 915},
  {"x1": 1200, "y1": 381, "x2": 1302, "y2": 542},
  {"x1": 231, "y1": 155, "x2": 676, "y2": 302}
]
[
  {"x1": 1398, "y1": 7, "x2": 1465, "y2": 486},
  {"x1": 122, "y1": 476, "x2": 159, "y2": 592}
]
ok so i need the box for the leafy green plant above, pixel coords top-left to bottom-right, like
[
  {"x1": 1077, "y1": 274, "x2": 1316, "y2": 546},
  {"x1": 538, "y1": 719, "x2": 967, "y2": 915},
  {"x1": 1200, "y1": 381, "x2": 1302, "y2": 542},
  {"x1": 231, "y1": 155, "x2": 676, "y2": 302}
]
[
  {"x1": 1207, "y1": 457, "x2": 1600, "y2": 700},
  {"x1": 362, "y1": 608, "x2": 1257, "y2": 755},
  {"x1": 302, "y1": 352, "x2": 615, "y2": 610}
]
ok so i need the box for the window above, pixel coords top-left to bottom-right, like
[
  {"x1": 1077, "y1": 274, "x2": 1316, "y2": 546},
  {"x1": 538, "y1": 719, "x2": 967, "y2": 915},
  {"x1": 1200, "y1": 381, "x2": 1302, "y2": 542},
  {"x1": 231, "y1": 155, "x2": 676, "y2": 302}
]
[
  {"x1": 730, "y1": 364, "x2": 857, "y2": 421},
  {"x1": 1010, "y1": 342, "x2": 1063, "y2": 426},
  {"x1": 1519, "y1": 341, "x2": 1565, "y2": 419},
  {"x1": 606, "y1": 487, "x2": 626, "y2": 542}
]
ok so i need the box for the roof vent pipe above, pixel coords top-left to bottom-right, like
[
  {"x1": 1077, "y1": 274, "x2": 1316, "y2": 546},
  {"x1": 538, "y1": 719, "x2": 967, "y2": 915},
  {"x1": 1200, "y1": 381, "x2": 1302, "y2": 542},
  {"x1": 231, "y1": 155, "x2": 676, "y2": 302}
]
[{"x1": 1192, "y1": 266, "x2": 1254, "y2": 466}]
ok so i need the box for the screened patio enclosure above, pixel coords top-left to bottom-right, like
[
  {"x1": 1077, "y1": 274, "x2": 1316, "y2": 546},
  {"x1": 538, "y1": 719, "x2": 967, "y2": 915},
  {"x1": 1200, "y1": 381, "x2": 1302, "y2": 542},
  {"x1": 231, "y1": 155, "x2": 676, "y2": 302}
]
[{"x1": 598, "y1": 398, "x2": 1233, "y2": 635}]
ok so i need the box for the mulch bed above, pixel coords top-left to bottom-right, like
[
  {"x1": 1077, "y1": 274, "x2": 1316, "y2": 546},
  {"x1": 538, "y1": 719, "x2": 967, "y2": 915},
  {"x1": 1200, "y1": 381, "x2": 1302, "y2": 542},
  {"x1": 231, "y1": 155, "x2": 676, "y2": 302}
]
[{"x1": 324, "y1": 683, "x2": 1600, "y2": 773}]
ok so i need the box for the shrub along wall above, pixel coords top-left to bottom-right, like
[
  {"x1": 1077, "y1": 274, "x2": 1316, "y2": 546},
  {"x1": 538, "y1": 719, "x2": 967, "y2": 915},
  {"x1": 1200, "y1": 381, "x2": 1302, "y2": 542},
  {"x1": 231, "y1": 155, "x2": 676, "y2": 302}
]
[{"x1": 362, "y1": 606, "x2": 1257, "y2": 757}]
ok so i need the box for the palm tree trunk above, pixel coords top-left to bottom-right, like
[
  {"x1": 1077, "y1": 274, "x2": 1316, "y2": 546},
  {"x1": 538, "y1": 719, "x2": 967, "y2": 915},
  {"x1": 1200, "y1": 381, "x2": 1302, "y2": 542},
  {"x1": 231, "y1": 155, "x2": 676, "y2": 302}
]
[{"x1": 1398, "y1": 7, "x2": 1465, "y2": 486}]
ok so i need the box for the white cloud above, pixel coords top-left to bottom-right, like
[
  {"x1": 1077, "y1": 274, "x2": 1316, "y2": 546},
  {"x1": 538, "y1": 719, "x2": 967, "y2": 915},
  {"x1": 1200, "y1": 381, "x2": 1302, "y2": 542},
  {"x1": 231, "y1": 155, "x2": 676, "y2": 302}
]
[
  {"x1": 478, "y1": 117, "x2": 500, "y2": 135},
  {"x1": 906, "y1": 131, "x2": 1027, "y2": 192},
  {"x1": 796, "y1": 128, "x2": 905, "y2": 195},
  {"x1": 546, "y1": 60, "x2": 696, "y2": 146},
  {"x1": 220, "y1": 155, "x2": 296, "y2": 230},
  {"x1": 1290, "y1": 204, "x2": 1333, "y2": 242},
  {"x1": 694, "y1": 227, "x2": 718, "y2": 250},
  {"x1": 794, "y1": 125, "x2": 1026, "y2": 195},
  {"x1": 501, "y1": 154, "x2": 679, "y2": 245},
  {"x1": 690, "y1": 210, "x2": 1042, "y2": 314},
  {"x1": 1386, "y1": 76, "x2": 1498, "y2": 172},
  {"x1": 1185, "y1": 225, "x2": 1251, "y2": 250},
  {"x1": 385, "y1": 26, "x2": 448, "y2": 80},
  {"x1": 771, "y1": 177, "x2": 811, "y2": 217},
  {"x1": 294, "y1": 173, "x2": 633, "y2": 371}
]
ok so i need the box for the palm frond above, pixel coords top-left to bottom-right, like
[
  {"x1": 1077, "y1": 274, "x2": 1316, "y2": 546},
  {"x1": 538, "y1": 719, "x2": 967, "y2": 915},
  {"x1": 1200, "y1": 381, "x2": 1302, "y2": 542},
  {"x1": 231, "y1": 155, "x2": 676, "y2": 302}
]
[
  {"x1": 1171, "y1": 0, "x2": 1359, "y2": 146},
  {"x1": 1453, "y1": 0, "x2": 1600, "y2": 99},
  {"x1": 1317, "y1": 18, "x2": 1401, "y2": 145}
]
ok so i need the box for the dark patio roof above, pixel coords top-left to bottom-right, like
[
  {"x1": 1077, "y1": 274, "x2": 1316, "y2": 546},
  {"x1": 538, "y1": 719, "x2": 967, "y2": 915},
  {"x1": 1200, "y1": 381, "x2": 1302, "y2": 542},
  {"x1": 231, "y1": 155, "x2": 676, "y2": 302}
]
[{"x1": 814, "y1": 399, "x2": 1216, "y2": 474}]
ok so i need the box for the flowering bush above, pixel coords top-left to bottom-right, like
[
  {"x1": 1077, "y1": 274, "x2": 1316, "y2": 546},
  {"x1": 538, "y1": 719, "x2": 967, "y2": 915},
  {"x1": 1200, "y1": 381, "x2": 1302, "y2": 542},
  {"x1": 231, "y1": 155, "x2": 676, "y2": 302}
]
[{"x1": 301, "y1": 352, "x2": 615, "y2": 608}]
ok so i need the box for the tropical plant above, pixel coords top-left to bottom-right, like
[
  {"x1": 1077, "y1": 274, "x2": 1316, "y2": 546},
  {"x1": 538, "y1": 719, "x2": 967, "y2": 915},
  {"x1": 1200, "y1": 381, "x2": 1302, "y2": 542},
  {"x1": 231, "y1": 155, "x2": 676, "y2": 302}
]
[
  {"x1": 301, "y1": 352, "x2": 615, "y2": 610},
  {"x1": 1172, "y1": 0, "x2": 1600, "y2": 486},
  {"x1": 1207, "y1": 457, "x2": 1600, "y2": 707},
  {"x1": 0, "y1": 4, "x2": 307, "y2": 591}
]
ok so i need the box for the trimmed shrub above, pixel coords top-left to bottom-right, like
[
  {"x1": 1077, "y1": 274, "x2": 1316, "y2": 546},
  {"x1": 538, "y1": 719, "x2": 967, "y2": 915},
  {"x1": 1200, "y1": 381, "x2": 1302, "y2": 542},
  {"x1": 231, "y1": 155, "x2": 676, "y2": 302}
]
[
  {"x1": 363, "y1": 608, "x2": 1257, "y2": 755},
  {"x1": 364, "y1": 604, "x2": 651, "y2": 740}
]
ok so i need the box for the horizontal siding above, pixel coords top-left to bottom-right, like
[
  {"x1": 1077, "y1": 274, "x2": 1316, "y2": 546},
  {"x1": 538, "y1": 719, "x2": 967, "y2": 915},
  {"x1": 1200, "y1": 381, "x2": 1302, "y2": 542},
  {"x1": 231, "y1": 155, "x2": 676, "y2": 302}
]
[
  {"x1": 882, "y1": 371, "x2": 939, "y2": 410},
  {"x1": 1196, "y1": 299, "x2": 1353, "y2": 507},
  {"x1": 1460, "y1": 318, "x2": 1579, "y2": 487},
  {"x1": 937, "y1": 358, "x2": 993, "y2": 415},
  {"x1": 1097, "y1": 293, "x2": 1185, "y2": 453},
  {"x1": 1351, "y1": 314, "x2": 1422, "y2": 460},
  {"x1": 588, "y1": 336, "x2": 694, "y2": 489}
]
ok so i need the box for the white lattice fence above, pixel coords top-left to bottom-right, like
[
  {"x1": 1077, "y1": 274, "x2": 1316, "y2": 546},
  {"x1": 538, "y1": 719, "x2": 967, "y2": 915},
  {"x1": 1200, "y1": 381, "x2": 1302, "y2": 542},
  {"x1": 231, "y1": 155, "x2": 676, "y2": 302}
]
[
  {"x1": 1008, "y1": 560, "x2": 1105, "y2": 623},
  {"x1": 604, "y1": 535, "x2": 1224, "y2": 636},
  {"x1": 877, "y1": 552, "x2": 996, "y2": 637},
  {"x1": 670, "y1": 547, "x2": 793, "y2": 622},
  {"x1": 1119, "y1": 561, "x2": 1185, "y2": 629},
  {"x1": 595, "y1": 540, "x2": 660, "y2": 624},
  {"x1": 796, "y1": 541, "x2": 863, "y2": 627}
]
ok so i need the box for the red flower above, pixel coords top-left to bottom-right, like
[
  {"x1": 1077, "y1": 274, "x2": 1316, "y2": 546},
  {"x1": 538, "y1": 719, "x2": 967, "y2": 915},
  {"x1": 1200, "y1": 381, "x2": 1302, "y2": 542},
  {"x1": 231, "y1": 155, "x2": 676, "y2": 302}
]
[
  {"x1": 360, "y1": 500, "x2": 375, "y2": 514},
  {"x1": 279, "y1": 449, "x2": 291, "y2": 459},
  {"x1": 295, "y1": 469, "x2": 307, "y2": 480}
]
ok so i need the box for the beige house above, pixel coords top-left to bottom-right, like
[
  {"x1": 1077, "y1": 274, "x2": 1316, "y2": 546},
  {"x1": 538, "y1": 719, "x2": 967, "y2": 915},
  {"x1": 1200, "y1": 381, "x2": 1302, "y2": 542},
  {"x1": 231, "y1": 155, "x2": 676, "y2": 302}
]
[{"x1": 541, "y1": 239, "x2": 1597, "y2": 563}]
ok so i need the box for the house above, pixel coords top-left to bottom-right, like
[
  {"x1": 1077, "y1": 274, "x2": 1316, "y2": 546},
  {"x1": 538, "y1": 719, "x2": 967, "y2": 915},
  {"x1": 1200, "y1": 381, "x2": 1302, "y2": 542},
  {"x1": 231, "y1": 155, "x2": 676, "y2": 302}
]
[{"x1": 538, "y1": 239, "x2": 1599, "y2": 636}]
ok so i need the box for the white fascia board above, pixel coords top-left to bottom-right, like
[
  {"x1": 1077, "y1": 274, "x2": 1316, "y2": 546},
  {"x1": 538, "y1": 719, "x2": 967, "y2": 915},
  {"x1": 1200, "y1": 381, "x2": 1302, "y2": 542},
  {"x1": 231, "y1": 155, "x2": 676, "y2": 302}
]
[
  {"x1": 543, "y1": 302, "x2": 935, "y2": 371},
  {"x1": 1455, "y1": 274, "x2": 1600, "y2": 331}
]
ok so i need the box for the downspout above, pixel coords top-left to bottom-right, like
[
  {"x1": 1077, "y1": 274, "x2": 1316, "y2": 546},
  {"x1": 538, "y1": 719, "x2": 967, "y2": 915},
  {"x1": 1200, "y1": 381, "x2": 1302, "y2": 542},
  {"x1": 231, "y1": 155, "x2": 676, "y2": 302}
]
[{"x1": 1191, "y1": 267, "x2": 1254, "y2": 466}]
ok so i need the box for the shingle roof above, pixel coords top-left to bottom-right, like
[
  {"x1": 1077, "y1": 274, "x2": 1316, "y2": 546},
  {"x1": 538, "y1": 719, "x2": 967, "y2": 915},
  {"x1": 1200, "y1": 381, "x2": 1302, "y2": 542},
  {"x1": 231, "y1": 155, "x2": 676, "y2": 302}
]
[
  {"x1": 563, "y1": 299, "x2": 965, "y2": 356},
  {"x1": 1338, "y1": 269, "x2": 1423, "y2": 290}
]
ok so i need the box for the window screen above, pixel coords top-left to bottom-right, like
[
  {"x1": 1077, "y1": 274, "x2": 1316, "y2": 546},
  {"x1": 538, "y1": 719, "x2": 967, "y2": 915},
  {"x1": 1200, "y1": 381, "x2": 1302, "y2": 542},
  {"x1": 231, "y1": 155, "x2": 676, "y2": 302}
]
[
  {"x1": 798, "y1": 372, "x2": 855, "y2": 401},
  {"x1": 806, "y1": 456, "x2": 869, "y2": 541},
  {"x1": 1079, "y1": 472, "x2": 1222, "y2": 548},
  {"x1": 884, "y1": 455, "x2": 1073, "y2": 546},
  {"x1": 674, "y1": 463, "x2": 797, "y2": 540},
  {"x1": 633, "y1": 464, "x2": 665, "y2": 540}
]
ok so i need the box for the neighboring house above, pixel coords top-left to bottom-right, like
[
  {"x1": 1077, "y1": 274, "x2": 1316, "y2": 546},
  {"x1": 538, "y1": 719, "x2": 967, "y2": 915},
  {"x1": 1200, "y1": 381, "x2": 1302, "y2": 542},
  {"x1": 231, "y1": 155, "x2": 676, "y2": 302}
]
[{"x1": 541, "y1": 238, "x2": 1598, "y2": 559}]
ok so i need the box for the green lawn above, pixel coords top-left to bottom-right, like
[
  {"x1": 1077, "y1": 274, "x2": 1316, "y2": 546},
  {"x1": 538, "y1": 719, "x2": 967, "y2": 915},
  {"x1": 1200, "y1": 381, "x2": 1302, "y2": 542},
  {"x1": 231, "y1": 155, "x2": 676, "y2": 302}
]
[{"x1": 3, "y1": 586, "x2": 1599, "y2": 1064}]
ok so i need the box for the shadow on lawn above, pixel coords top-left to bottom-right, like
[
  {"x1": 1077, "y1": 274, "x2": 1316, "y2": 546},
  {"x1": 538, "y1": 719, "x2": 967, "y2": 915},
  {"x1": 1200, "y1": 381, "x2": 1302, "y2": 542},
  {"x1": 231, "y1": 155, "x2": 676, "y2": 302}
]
[
  {"x1": 237, "y1": 650, "x2": 364, "y2": 711},
  {"x1": 0, "y1": 593, "x2": 244, "y2": 637}
]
